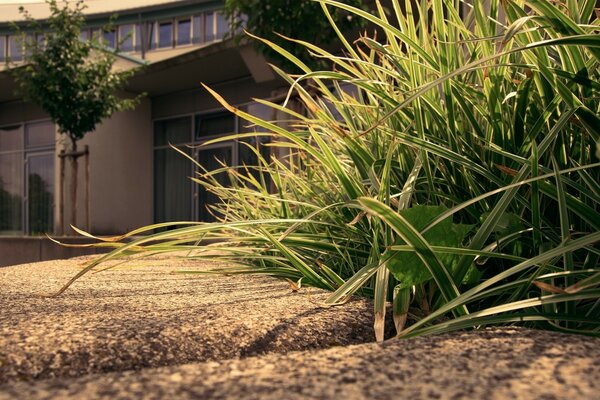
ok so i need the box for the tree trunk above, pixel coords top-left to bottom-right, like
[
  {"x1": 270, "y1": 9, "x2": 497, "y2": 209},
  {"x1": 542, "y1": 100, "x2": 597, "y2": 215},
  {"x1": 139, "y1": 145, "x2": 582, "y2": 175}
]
[{"x1": 69, "y1": 139, "x2": 78, "y2": 232}]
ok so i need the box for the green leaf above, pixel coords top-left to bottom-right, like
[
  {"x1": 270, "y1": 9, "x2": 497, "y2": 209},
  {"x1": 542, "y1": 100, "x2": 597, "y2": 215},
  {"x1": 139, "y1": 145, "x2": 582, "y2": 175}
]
[{"x1": 385, "y1": 205, "x2": 473, "y2": 289}]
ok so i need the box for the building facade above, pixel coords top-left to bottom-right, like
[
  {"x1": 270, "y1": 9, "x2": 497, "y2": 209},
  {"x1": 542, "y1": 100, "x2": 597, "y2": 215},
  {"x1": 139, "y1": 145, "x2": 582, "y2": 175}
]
[{"x1": 0, "y1": 0, "x2": 285, "y2": 236}]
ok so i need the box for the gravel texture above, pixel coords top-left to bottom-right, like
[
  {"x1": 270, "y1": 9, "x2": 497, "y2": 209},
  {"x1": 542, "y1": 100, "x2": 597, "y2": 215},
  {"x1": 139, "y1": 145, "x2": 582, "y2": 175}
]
[
  {"x1": 1, "y1": 328, "x2": 599, "y2": 400},
  {"x1": 1, "y1": 257, "x2": 599, "y2": 399},
  {"x1": 0, "y1": 256, "x2": 376, "y2": 382}
]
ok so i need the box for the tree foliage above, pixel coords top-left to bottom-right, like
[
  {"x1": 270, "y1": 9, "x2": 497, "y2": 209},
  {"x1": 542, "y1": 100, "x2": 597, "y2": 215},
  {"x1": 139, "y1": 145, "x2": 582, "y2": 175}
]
[
  {"x1": 224, "y1": 0, "x2": 367, "y2": 71},
  {"x1": 9, "y1": 0, "x2": 143, "y2": 148}
]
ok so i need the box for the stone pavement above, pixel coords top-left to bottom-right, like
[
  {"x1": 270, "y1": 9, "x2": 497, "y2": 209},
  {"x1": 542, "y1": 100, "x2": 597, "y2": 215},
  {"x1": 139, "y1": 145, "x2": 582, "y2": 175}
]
[{"x1": 1, "y1": 256, "x2": 599, "y2": 399}]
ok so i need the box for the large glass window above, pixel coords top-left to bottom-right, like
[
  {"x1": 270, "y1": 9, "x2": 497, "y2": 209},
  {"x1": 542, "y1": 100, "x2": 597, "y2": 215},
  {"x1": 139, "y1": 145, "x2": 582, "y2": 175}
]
[
  {"x1": 0, "y1": 121, "x2": 55, "y2": 235},
  {"x1": 154, "y1": 117, "x2": 193, "y2": 225},
  {"x1": 27, "y1": 154, "x2": 54, "y2": 235},
  {"x1": 196, "y1": 143, "x2": 233, "y2": 222},
  {"x1": 177, "y1": 18, "x2": 191, "y2": 45},
  {"x1": 158, "y1": 21, "x2": 173, "y2": 48},
  {"x1": 154, "y1": 105, "x2": 272, "y2": 224},
  {"x1": 0, "y1": 126, "x2": 23, "y2": 234}
]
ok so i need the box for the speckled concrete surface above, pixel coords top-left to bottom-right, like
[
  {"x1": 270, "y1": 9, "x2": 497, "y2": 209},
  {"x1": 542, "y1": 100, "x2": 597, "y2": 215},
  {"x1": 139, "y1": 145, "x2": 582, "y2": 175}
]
[
  {"x1": 0, "y1": 256, "x2": 376, "y2": 382},
  {"x1": 1, "y1": 328, "x2": 599, "y2": 400},
  {"x1": 2, "y1": 257, "x2": 599, "y2": 400}
]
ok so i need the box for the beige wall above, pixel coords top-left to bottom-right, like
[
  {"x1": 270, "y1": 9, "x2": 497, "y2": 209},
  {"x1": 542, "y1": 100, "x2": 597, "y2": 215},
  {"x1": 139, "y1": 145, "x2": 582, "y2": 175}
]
[{"x1": 62, "y1": 95, "x2": 153, "y2": 235}]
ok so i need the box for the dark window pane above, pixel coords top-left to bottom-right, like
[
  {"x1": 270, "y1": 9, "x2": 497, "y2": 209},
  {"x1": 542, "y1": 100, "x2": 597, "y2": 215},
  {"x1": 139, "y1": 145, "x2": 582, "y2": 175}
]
[
  {"x1": 205, "y1": 12, "x2": 214, "y2": 41},
  {"x1": 119, "y1": 24, "x2": 134, "y2": 52},
  {"x1": 103, "y1": 29, "x2": 116, "y2": 48},
  {"x1": 154, "y1": 117, "x2": 191, "y2": 146},
  {"x1": 192, "y1": 15, "x2": 204, "y2": 43},
  {"x1": 27, "y1": 154, "x2": 54, "y2": 235},
  {"x1": 195, "y1": 113, "x2": 235, "y2": 138},
  {"x1": 0, "y1": 153, "x2": 23, "y2": 234},
  {"x1": 0, "y1": 125, "x2": 22, "y2": 151},
  {"x1": 177, "y1": 19, "x2": 191, "y2": 45},
  {"x1": 154, "y1": 147, "x2": 192, "y2": 224},
  {"x1": 25, "y1": 121, "x2": 54, "y2": 149},
  {"x1": 80, "y1": 29, "x2": 89, "y2": 42},
  {"x1": 216, "y1": 13, "x2": 228, "y2": 39},
  {"x1": 0, "y1": 36, "x2": 6, "y2": 62},
  {"x1": 158, "y1": 21, "x2": 172, "y2": 48},
  {"x1": 8, "y1": 35, "x2": 22, "y2": 61},
  {"x1": 197, "y1": 144, "x2": 232, "y2": 222}
]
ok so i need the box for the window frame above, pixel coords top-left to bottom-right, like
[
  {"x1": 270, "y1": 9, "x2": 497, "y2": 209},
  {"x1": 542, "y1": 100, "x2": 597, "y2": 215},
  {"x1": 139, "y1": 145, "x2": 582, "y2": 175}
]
[
  {"x1": 176, "y1": 17, "x2": 192, "y2": 46},
  {"x1": 0, "y1": 119, "x2": 56, "y2": 235},
  {"x1": 157, "y1": 19, "x2": 174, "y2": 49},
  {"x1": 118, "y1": 23, "x2": 136, "y2": 52}
]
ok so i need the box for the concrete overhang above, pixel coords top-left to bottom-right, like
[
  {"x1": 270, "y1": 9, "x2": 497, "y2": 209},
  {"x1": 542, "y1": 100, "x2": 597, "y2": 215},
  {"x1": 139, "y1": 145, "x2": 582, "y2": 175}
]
[
  {"x1": 0, "y1": 39, "x2": 280, "y2": 103},
  {"x1": 0, "y1": 49, "x2": 147, "y2": 103},
  {"x1": 126, "y1": 39, "x2": 278, "y2": 97},
  {"x1": 0, "y1": 0, "x2": 210, "y2": 24}
]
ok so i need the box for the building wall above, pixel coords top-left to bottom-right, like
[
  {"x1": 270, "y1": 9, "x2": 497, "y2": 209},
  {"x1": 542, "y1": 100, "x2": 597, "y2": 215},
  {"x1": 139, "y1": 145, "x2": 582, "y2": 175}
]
[
  {"x1": 152, "y1": 76, "x2": 282, "y2": 119},
  {"x1": 65, "y1": 95, "x2": 153, "y2": 235},
  {"x1": 0, "y1": 95, "x2": 152, "y2": 236}
]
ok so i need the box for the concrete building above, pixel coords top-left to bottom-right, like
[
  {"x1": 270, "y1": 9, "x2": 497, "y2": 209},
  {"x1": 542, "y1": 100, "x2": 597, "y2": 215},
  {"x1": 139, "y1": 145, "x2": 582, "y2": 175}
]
[{"x1": 0, "y1": 0, "x2": 285, "y2": 238}]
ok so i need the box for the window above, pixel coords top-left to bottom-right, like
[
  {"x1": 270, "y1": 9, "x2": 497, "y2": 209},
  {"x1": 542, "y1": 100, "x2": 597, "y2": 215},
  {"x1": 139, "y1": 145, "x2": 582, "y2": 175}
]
[
  {"x1": 119, "y1": 24, "x2": 134, "y2": 52},
  {"x1": 91, "y1": 29, "x2": 102, "y2": 42},
  {"x1": 154, "y1": 117, "x2": 193, "y2": 225},
  {"x1": 36, "y1": 33, "x2": 47, "y2": 49},
  {"x1": 0, "y1": 36, "x2": 5, "y2": 62},
  {"x1": 177, "y1": 18, "x2": 191, "y2": 45},
  {"x1": 8, "y1": 35, "x2": 22, "y2": 61},
  {"x1": 80, "y1": 29, "x2": 89, "y2": 42},
  {"x1": 192, "y1": 15, "x2": 204, "y2": 43},
  {"x1": 0, "y1": 121, "x2": 55, "y2": 235},
  {"x1": 205, "y1": 12, "x2": 215, "y2": 42},
  {"x1": 24, "y1": 34, "x2": 35, "y2": 58},
  {"x1": 216, "y1": 13, "x2": 228, "y2": 39},
  {"x1": 103, "y1": 29, "x2": 116, "y2": 49},
  {"x1": 154, "y1": 105, "x2": 272, "y2": 224},
  {"x1": 158, "y1": 21, "x2": 173, "y2": 48},
  {"x1": 195, "y1": 112, "x2": 235, "y2": 139}
]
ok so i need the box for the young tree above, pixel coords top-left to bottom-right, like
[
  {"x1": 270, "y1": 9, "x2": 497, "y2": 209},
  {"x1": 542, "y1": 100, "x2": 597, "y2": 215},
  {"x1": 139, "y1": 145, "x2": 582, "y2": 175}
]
[{"x1": 9, "y1": 0, "x2": 143, "y2": 232}]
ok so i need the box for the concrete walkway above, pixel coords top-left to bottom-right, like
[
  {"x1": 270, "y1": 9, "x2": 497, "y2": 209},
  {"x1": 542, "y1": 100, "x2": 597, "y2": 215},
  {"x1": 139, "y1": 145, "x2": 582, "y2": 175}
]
[{"x1": 1, "y1": 257, "x2": 599, "y2": 399}]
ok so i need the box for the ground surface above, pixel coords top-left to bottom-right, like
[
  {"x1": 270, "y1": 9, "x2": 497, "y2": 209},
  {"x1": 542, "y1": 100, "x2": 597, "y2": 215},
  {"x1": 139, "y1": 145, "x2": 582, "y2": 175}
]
[{"x1": 1, "y1": 256, "x2": 599, "y2": 399}]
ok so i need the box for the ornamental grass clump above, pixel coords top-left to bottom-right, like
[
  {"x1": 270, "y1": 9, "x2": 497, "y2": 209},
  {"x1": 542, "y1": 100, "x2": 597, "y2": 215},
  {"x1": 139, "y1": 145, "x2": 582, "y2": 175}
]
[{"x1": 56, "y1": 0, "x2": 600, "y2": 340}]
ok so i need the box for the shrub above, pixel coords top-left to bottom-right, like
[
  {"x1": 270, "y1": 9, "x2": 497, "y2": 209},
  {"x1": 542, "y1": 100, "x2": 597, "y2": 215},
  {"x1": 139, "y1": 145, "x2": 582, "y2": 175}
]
[{"x1": 57, "y1": 0, "x2": 600, "y2": 340}]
